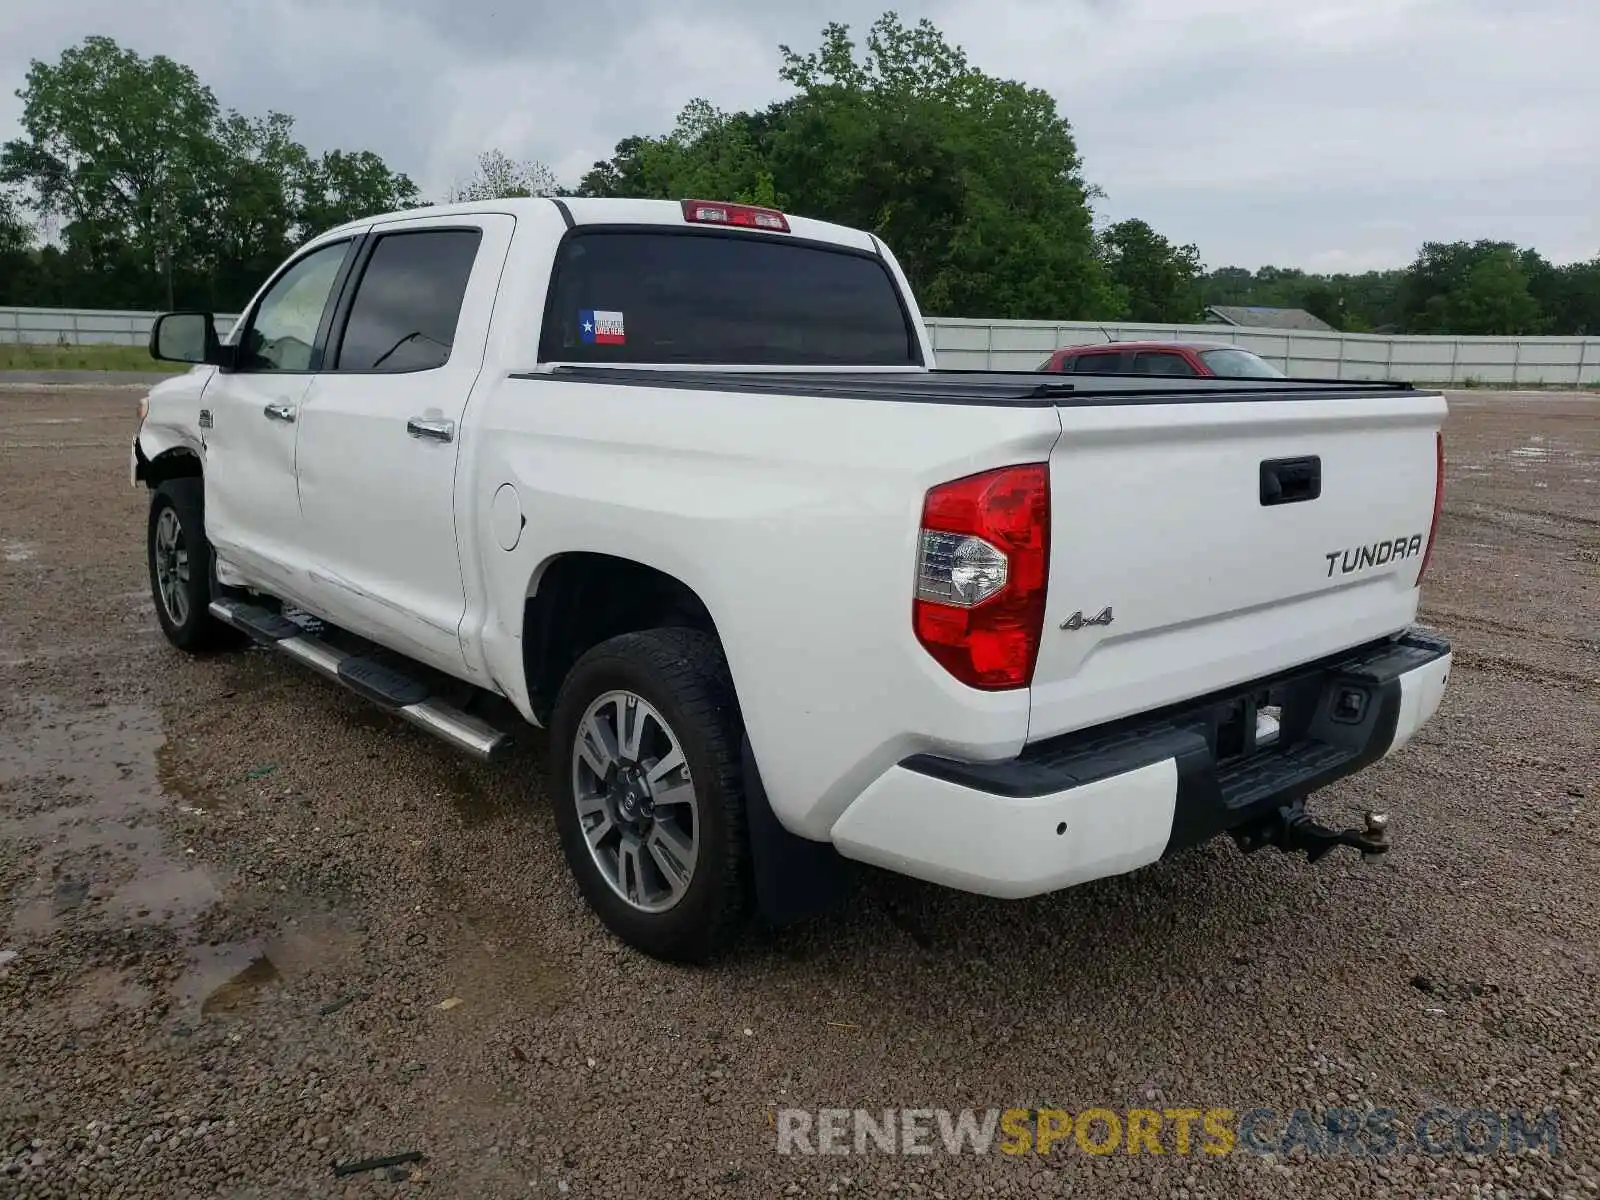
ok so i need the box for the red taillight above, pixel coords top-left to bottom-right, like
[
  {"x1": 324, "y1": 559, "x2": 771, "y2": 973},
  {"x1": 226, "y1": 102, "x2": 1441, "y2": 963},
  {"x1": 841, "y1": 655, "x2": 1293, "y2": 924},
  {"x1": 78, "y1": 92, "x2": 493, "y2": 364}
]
[
  {"x1": 680, "y1": 198, "x2": 790, "y2": 233},
  {"x1": 1417, "y1": 431, "x2": 1445, "y2": 586},
  {"x1": 913, "y1": 464, "x2": 1050, "y2": 690}
]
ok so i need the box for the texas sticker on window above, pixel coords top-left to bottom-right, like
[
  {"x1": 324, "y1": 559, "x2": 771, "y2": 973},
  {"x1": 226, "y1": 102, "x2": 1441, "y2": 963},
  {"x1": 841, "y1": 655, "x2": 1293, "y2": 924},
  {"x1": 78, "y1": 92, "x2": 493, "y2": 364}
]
[{"x1": 579, "y1": 309, "x2": 625, "y2": 345}]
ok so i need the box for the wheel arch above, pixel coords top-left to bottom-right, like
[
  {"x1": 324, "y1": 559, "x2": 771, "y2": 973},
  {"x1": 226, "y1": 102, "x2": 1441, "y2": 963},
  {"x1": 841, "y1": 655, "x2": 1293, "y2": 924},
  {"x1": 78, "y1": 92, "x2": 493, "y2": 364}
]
[
  {"x1": 136, "y1": 442, "x2": 204, "y2": 489},
  {"x1": 521, "y1": 550, "x2": 854, "y2": 931},
  {"x1": 521, "y1": 551, "x2": 722, "y2": 725}
]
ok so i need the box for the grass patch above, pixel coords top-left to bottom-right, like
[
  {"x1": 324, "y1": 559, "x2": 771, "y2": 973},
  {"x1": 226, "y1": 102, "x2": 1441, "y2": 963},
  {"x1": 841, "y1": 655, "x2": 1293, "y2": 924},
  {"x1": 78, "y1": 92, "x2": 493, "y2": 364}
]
[{"x1": 0, "y1": 343, "x2": 186, "y2": 373}]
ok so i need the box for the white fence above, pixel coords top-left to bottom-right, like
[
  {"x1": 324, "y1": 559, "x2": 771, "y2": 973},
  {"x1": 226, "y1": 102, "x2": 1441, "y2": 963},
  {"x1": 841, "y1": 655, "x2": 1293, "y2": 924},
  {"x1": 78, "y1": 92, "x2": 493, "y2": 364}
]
[
  {"x1": 0, "y1": 306, "x2": 240, "y2": 347},
  {"x1": 3, "y1": 305, "x2": 1597, "y2": 386},
  {"x1": 924, "y1": 318, "x2": 1600, "y2": 386}
]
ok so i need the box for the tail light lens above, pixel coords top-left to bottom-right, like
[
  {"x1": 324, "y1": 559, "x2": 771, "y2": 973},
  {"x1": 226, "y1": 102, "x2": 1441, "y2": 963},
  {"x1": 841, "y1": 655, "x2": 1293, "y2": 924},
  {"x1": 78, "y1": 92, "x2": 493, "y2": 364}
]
[
  {"x1": 1417, "y1": 431, "x2": 1445, "y2": 586},
  {"x1": 913, "y1": 464, "x2": 1050, "y2": 690}
]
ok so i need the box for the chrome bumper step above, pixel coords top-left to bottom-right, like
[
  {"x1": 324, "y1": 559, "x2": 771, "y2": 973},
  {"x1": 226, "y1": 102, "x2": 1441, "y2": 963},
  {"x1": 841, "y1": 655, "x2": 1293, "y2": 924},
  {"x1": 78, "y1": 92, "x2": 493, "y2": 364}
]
[{"x1": 208, "y1": 598, "x2": 512, "y2": 763}]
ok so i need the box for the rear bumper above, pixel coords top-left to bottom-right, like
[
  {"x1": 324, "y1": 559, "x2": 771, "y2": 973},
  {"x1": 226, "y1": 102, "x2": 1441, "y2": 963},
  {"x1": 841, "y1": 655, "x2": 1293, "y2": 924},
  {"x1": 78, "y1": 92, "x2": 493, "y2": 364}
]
[{"x1": 828, "y1": 628, "x2": 1452, "y2": 898}]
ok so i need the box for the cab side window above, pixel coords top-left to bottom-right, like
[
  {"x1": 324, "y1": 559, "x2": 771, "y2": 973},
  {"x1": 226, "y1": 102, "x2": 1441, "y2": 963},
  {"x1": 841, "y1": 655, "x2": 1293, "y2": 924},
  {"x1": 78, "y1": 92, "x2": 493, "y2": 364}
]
[
  {"x1": 332, "y1": 229, "x2": 483, "y2": 372},
  {"x1": 236, "y1": 241, "x2": 350, "y2": 372}
]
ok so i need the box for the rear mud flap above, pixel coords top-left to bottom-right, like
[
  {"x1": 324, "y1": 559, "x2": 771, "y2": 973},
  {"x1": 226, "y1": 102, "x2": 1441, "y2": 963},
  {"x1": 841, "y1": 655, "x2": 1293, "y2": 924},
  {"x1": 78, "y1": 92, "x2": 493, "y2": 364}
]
[{"x1": 741, "y1": 735, "x2": 855, "y2": 928}]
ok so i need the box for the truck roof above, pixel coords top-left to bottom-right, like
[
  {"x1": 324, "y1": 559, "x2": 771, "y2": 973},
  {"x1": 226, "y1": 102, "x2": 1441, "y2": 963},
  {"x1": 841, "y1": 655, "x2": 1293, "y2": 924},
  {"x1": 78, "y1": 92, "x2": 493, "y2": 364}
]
[{"x1": 314, "y1": 196, "x2": 880, "y2": 254}]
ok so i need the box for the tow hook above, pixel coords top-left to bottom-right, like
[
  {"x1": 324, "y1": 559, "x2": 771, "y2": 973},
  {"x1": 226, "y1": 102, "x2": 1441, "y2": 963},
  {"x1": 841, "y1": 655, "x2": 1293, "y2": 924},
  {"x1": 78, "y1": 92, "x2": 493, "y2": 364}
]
[{"x1": 1233, "y1": 803, "x2": 1392, "y2": 863}]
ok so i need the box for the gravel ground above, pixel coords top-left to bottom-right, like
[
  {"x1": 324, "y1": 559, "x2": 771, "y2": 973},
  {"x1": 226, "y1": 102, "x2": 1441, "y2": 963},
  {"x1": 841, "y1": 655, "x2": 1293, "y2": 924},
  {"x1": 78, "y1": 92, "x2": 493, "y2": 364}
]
[{"x1": 1, "y1": 386, "x2": 1596, "y2": 1199}]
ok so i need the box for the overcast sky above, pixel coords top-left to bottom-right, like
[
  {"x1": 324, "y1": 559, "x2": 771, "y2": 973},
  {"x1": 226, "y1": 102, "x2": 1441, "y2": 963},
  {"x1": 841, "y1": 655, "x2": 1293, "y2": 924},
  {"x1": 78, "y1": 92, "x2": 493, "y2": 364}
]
[{"x1": 4, "y1": 0, "x2": 1597, "y2": 271}]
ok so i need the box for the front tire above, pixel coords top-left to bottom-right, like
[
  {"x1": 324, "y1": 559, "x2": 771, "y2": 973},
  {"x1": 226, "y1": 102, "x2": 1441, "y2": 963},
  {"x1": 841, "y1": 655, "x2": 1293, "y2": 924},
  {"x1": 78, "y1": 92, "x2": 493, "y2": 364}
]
[
  {"x1": 147, "y1": 477, "x2": 239, "y2": 653},
  {"x1": 549, "y1": 628, "x2": 753, "y2": 963}
]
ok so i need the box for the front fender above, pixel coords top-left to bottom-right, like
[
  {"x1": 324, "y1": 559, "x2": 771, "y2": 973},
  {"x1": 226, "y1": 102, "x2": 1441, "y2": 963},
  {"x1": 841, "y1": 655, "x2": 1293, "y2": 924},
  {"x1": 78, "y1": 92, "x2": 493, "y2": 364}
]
[
  {"x1": 135, "y1": 423, "x2": 206, "y2": 473},
  {"x1": 135, "y1": 367, "x2": 215, "y2": 481}
]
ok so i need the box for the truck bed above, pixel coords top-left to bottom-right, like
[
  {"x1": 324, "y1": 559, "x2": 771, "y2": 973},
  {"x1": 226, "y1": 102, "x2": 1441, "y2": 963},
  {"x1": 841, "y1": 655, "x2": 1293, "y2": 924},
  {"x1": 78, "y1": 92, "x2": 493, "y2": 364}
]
[
  {"x1": 512, "y1": 361, "x2": 1446, "y2": 748},
  {"x1": 521, "y1": 366, "x2": 1430, "y2": 407}
]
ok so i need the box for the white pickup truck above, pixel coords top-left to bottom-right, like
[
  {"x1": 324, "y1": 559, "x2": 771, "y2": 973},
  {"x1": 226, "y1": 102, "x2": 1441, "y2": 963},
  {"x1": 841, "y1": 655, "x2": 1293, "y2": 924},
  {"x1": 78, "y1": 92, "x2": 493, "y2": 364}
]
[{"x1": 133, "y1": 196, "x2": 1453, "y2": 962}]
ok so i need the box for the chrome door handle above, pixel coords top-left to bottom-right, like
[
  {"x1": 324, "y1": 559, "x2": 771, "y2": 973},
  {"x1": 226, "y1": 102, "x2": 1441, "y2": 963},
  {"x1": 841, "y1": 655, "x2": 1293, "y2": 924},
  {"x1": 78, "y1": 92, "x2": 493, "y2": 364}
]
[
  {"x1": 407, "y1": 417, "x2": 455, "y2": 443},
  {"x1": 263, "y1": 403, "x2": 296, "y2": 423}
]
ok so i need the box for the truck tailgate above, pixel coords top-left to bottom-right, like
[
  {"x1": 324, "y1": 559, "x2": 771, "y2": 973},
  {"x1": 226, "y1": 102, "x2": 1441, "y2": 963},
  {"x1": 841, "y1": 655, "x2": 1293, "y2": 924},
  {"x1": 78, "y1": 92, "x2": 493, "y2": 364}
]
[{"x1": 1028, "y1": 390, "x2": 1447, "y2": 742}]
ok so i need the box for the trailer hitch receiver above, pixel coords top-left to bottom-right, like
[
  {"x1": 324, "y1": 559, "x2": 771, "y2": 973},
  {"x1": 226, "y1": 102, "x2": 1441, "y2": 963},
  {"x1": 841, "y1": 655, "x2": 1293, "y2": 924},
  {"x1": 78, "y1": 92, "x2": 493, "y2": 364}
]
[{"x1": 1233, "y1": 803, "x2": 1391, "y2": 863}]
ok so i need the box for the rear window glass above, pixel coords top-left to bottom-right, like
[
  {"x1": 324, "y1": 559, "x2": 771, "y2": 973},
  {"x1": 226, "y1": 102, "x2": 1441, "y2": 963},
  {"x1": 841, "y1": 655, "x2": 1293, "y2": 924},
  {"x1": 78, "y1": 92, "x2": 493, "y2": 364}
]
[
  {"x1": 1200, "y1": 347, "x2": 1285, "y2": 378},
  {"x1": 538, "y1": 230, "x2": 919, "y2": 366}
]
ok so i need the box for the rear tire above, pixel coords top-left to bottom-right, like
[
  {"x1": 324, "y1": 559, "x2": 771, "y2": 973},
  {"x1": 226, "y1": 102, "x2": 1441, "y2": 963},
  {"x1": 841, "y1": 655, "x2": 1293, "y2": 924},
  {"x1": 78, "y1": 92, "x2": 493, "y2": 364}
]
[
  {"x1": 549, "y1": 628, "x2": 753, "y2": 963},
  {"x1": 147, "y1": 478, "x2": 241, "y2": 653}
]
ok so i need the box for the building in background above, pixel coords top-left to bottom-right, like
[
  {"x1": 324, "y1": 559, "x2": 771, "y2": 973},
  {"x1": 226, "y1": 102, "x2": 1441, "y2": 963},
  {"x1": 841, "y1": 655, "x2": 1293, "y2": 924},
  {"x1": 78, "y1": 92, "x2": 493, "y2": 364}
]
[{"x1": 1205, "y1": 305, "x2": 1336, "y2": 332}]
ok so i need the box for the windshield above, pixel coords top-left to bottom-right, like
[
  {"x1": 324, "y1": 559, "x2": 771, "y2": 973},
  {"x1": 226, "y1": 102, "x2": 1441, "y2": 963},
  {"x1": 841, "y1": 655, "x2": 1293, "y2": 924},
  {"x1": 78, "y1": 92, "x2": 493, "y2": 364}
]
[
  {"x1": 539, "y1": 229, "x2": 920, "y2": 366},
  {"x1": 1199, "y1": 347, "x2": 1285, "y2": 378}
]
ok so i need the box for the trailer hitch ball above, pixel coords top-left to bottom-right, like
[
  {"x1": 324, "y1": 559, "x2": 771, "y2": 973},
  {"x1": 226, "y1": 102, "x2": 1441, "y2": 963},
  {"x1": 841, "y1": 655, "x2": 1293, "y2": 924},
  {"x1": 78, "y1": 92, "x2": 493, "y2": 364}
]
[
  {"x1": 1362, "y1": 811, "x2": 1390, "y2": 861},
  {"x1": 1240, "y1": 803, "x2": 1396, "y2": 863}
]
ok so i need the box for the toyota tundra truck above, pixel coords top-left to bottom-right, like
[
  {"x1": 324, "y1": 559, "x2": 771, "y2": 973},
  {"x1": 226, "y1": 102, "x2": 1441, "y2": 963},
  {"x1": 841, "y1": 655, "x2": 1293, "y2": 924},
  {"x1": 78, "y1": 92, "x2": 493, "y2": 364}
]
[{"x1": 132, "y1": 196, "x2": 1452, "y2": 962}]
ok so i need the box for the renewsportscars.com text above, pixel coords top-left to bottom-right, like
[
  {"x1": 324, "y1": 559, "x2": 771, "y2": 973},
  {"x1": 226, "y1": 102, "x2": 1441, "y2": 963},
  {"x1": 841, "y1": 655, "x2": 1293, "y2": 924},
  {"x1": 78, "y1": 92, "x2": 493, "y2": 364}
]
[{"x1": 775, "y1": 1106, "x2": 1563, "y2": 1159}]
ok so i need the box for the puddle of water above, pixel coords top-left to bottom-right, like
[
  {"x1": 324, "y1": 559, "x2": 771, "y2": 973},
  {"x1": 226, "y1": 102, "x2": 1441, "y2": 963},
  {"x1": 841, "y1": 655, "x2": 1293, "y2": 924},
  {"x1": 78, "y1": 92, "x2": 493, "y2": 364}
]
[
  {"x1": 3, "y1": 699, "x2": 368, "y2": 1022},
  {"x1": 173, "y1": 913, "x2": 364, "y2": 1017},
  {"x1": 184, "y1": 947, "x2": 283, "y2": 1016},
  {"x1": 154, "y1": 738, "x2": 220, "y2": 814},
  {"x1": 0, "y1": 700, "x2": 221, "y2": 939},
  {"x1": 3, "y1": 540, "x2": 34, "y2": 562}
]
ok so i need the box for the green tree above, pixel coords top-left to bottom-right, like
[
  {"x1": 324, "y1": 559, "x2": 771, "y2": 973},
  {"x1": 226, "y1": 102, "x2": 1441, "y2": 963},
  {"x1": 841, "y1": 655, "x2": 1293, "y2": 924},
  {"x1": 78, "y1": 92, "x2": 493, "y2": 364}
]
[
  {"x1": 0, "y1": 186, "x2": 31, "y2": 256},
  {"x1": 0, "y1": 187, "x2": 37, "y2": 305},
  {"x1": 577, "y1": 12, "x2": 1114, "y2": 319},
  {"x1": 1403, "y1": 240, "x2": 1544, "y2": 335},
  {"x1": 449, "y1": 148, "x2": 559, "y2": 201},
  {"x1": 1199, "y1": 265, "x2": 1407, "y2": 332},
  {"x1": 578, "y1": 135, "x2": 651, "y2": 198},
  {"x1": 578, "y1": 101, "x2": 781, "y2": 205},
  {"x1": 172, "y1": 110, "x2": 308, "y2": 309},
  {"x1": 1527, "y1": 254, "x2": 1600, "y2": 335},
  {"x1": 1430, "y1": 247, "x2": 1541, "y2": 335},
  {"x1": 295, "y1": 149, "x2": 421, "y2": 238},
  {"x1": 1098, "y1": 218, "x2": 1203, "y2": 322},
  {"x1": 0, "y1": 35, "x2": 220, "y2": 299},
  {"x1": 768, "y1": 14, "x2": 1114, "y2": 318},
  {"x1": 2, "y1": 35, "x2": 422, "y2": 309}
]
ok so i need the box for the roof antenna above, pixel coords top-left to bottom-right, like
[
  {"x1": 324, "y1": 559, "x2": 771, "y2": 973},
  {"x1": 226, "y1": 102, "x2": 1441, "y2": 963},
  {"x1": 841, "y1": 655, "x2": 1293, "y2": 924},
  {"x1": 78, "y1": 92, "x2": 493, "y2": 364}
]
[{"x1": 1098, "y1": 324, "x2": 1115, "y2": 344}]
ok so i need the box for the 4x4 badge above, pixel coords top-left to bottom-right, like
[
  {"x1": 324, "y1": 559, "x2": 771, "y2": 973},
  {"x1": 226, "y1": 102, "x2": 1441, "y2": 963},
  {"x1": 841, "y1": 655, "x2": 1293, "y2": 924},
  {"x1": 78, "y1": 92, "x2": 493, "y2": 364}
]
[{"x1": 1061, "y1": 607, "x2": 1114, "y2": 631}]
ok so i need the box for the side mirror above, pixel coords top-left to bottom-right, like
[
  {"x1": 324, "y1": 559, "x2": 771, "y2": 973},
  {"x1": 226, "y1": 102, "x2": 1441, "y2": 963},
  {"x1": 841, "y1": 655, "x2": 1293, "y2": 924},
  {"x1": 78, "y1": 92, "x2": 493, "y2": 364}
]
[{"x1": 149, "y1": 311, "x2": 224, "y2": 366}]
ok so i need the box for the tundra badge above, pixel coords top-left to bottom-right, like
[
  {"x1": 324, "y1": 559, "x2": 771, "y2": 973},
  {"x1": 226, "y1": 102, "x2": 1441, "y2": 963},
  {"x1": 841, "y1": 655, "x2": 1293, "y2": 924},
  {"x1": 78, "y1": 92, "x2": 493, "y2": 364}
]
[{"x1": 1324, "y1": 534, "x2": 1423, "y2": 578}]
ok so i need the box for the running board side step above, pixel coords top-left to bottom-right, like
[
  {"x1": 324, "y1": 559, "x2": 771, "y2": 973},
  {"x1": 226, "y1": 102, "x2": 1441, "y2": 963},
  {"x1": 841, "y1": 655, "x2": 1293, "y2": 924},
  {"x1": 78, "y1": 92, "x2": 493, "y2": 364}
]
[{"x1": 208, "y1": 598, "x2": 512, "y2": 763}]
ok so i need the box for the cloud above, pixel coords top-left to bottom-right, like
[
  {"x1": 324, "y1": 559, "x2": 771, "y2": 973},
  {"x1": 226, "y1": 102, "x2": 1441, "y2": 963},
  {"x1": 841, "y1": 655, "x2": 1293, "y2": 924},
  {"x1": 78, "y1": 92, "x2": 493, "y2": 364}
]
[{"x1": 3, "y1": 0, "x2": 1596, "y2": 270}]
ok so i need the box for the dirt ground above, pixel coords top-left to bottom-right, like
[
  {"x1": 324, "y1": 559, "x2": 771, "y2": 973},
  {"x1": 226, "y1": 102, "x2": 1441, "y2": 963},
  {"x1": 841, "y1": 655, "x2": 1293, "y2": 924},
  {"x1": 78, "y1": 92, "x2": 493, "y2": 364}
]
[{"x1": 1, "y1": 385, "x2": 1596, "y2": 1199}]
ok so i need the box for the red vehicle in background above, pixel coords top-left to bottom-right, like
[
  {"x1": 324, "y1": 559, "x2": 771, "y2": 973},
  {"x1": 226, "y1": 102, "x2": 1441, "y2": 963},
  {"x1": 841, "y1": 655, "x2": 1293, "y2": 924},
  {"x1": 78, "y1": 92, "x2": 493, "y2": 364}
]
[{"x1": 1039, "y1": 339, "x2": 1287, "y2": 378}]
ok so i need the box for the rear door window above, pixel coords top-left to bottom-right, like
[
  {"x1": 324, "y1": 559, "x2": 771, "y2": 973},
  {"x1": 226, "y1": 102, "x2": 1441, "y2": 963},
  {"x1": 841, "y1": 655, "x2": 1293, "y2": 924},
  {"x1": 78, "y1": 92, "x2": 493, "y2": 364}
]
[
  {"x1": 333, "y1": 229, "x2": 483, "y2": 372},
  {"x1": 539, "y1": 230, "x2": 920, "y2": 366}
]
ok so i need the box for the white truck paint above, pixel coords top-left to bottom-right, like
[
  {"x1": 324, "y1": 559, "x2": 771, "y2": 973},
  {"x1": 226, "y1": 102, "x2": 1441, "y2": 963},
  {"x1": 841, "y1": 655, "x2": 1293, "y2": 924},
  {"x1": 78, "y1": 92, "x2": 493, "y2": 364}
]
[{"x1": 134, "y1": 196, "x2": 1452, "y2": 961}]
